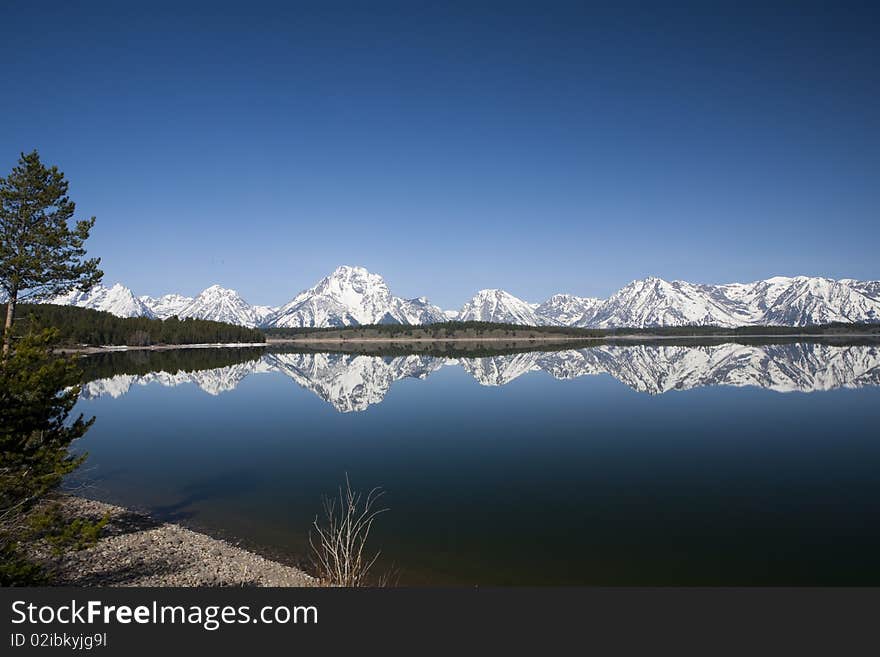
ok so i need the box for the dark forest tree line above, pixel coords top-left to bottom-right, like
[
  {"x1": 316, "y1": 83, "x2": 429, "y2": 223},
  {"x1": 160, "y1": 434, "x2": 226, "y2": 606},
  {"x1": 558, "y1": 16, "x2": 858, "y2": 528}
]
[
  {"x1": 264, "y1": 321, "x2": 607, "y2": 339},
  {"x1": 6, "y1": 303, "x2": 265, "y2": 346},
  {"x1": 265, "y1": 319, "x2": 879, "y2": 340}
]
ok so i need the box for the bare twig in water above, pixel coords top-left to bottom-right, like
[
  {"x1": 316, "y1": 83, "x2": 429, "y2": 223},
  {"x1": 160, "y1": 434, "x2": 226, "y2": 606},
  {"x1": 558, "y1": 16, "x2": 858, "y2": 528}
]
[
  {"x1": 376, "y1": 563, "x2": 401, "y2": 588},
  {"x1": 309, "y1": 474, "x2": 388, "y2": 587}
]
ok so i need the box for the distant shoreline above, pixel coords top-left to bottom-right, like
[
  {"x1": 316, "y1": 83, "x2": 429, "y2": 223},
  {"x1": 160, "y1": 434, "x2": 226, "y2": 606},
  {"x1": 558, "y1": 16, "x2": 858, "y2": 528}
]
[
  {"x1": 268, "y1": 333, "x2": 879, "y2": 344},
  {"x1": 56, "y1": 342, "x2": 267, "y2": 354},
  {"x1": 51, "y1": 333, "x2": 880, "y2": 353},
  {"x1": 267, "y1": 336, "x2": 594, "y2": 344}
]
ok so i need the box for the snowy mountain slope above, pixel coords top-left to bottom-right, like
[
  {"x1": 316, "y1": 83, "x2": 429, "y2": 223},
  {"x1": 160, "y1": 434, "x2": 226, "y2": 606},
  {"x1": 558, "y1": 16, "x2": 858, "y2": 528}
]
[
  {"x1": 758, "y1": 277, "x2": 880, "y2": 325},
  {"x1": 578, "y1": 276, "x2": 880, "y2": 328},
  {"x1": 173, "y1": 285, "x2": 264, "y2": 327},
  {"x1": 582, "y1": 277, "x2": 746, "y2": 328},
  {"x1": 457, "y1": 289, "x2": 541, "y2": 325},
  {"x1": 391, "y1": 296, "x2": 448, "y2": 325},
  {"x1": 715, "y1": 276, "x2": 880, "y2": 326},
  {"x1": 139, "y1": 293, "x2": 194, "y2": 319},
  {"x1": 252, "y1": 304, "x2": 279, "y2": 323},
  {"x1": 842, "y1": 279, "x2": 880, "y2": 301},
  {"x1": 535, "y1": 294, "x2": 602, "y2": 326},
  {"x1": 50, "y1": 284, "x2": 155, "y2": 318},
  {"x1": 265, "y1": 265, "x2": 446, "y2": 328}
]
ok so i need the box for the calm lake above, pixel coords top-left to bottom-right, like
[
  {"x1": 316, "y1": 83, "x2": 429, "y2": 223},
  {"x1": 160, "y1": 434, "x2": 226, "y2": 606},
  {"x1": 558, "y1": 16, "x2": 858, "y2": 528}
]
[{"x1": 69, "y1": 339, "x2": 880, "y2": 585}]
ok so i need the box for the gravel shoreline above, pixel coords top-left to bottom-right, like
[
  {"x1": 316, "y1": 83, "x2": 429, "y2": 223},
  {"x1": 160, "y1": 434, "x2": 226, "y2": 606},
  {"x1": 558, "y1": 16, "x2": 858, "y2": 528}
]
[{"x1": 29, "y1": 496, "x2": 317, "y2": 587}]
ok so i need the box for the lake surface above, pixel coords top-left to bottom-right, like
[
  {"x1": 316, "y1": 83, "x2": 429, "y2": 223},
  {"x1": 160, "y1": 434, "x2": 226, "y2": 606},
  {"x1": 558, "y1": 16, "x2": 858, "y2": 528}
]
[{"x1": 69, "y1": 339, "x2": 880, "y2": 585}]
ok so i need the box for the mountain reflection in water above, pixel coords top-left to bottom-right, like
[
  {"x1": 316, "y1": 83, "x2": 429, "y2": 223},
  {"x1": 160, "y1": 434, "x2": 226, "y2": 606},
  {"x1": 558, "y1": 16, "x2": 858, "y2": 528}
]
[{"x1": 80, "y1": 342, "x2": 880, "y2": 413}]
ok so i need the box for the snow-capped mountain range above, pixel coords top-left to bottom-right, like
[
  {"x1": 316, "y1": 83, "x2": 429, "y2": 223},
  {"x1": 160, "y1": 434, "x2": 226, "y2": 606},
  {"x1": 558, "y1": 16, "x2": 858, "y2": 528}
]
[
  {"x1": 139, "y1": 285, "x2": 274, "y2": 328},
  {"x1": 80, "y1": 343, "x2": 880, "y2": 412},
  {"x1": 44, "y1": 265, "x2": 880, "y2": 329}
]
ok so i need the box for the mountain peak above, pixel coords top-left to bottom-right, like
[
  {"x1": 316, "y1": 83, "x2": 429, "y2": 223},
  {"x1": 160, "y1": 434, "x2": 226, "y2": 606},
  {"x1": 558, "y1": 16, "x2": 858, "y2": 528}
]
[
  {"x1": 139, "y1": 292, "x2": 194, "y2": 319},
  {"x1": 267, "y1": 266, "x2": 444, "y2": 328},
  {"x1": 50, "y1": 282, "x2": 153, "y2": 319},
  {"x1": 536, "y1": 293, "x2": 602, "y2": 326},
  {"x1": 634, "y1": 276, "x2": 670, "y2": 286},
  {"x1": 199, "y1": 284, "x2": 245, "y2": 296},
  {"x1": 543, "y1": 293, "x2": 599, "y2": 303},
  {"x1": 330, "y1": 264, "x2": 373, "y2": 278},
  {"x1": 459, "y1": 289, "x2": 539, "y2": 325},
  {"x1": 176, "y1": 285, "x2": 259, "y2": 327}
]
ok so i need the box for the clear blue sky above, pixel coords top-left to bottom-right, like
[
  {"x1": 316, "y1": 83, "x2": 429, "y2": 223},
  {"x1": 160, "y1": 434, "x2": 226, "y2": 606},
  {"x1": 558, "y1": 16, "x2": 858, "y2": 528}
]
[{"x1": 2, "y1": 1, "x2": 878, "y2": 307}]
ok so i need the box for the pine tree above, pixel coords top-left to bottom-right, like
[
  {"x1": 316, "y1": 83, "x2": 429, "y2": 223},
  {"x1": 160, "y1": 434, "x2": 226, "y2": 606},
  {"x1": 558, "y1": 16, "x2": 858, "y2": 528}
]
[
  {"x1": 0, "y1": 151, "x2": 103, "y2": 353},
  {"x1": 0, "y1": 329, "x2": 98, "y2": 584}
]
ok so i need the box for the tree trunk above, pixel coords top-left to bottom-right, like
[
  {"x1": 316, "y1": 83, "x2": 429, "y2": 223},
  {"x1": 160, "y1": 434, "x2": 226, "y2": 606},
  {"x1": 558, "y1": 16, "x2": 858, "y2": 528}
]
[{"x1": 2, "y1": 293, "x2": 16, "y2": 356}]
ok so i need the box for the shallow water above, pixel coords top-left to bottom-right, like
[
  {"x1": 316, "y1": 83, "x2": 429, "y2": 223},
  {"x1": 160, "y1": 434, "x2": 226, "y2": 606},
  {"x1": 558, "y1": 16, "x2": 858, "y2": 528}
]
[{"x1": 70, "y1": 340, "x2": 880, "y2": 584}]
